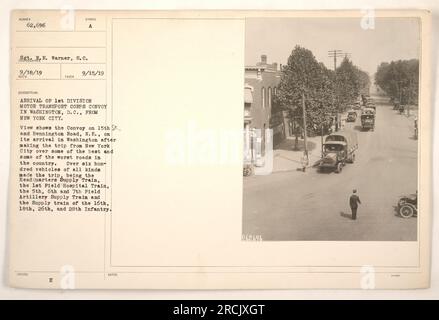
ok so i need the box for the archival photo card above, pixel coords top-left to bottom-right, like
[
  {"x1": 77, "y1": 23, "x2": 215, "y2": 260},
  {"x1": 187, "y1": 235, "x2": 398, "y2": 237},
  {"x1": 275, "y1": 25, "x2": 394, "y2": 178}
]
[{"x1": 8, "y1": 10, "x2": 431, "y2": 289}]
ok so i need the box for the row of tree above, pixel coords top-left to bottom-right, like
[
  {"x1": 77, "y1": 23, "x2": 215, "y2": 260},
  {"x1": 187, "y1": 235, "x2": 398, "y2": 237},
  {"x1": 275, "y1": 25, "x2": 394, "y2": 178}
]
[
  {"x1": 274, "y1": 46, "x2": 370, "y2": 136},
  {"x1": 374, "y1": 59, "x2": 419, "y2": 105}
]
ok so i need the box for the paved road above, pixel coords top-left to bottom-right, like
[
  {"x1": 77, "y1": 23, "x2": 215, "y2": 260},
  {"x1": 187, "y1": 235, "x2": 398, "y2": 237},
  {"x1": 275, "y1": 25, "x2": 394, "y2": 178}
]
[{"x1": 243, "y1": 96, "x2": 418, "y2": 241}]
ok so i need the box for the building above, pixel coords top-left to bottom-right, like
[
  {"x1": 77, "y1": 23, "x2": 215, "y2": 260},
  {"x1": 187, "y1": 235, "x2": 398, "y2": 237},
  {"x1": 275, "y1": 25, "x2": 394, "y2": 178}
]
[{"x1": 244, "y1": 55, "x2": 286, "y2": 171}]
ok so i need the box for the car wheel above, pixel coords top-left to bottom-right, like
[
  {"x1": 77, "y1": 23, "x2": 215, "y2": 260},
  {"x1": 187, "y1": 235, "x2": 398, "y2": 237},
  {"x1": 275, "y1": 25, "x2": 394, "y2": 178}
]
[{"x1": 399, "y1": 204, "x2": 414, "y2": 218}]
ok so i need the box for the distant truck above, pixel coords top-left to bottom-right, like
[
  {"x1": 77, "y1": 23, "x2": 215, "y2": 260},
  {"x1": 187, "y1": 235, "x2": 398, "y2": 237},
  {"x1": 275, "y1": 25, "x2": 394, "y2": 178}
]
[
  {"x1": 319, "y1": 131, "x2": 358, "y2": 173},
  {"x1": 347, "y1": 110, "x2": 357, "y2": 122},
  {"x1": 361, "y1": 94, "x2": 369, "y2": 106},
  {"x1": 361, "y1": 108, "x2": 375, "y2": 131}
]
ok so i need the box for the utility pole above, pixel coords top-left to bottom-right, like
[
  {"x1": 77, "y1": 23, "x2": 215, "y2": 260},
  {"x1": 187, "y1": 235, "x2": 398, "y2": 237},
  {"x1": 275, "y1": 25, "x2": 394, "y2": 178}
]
[
  {"x1": 328, "y1": 50, "x2": 345, "y2": 71},
  {"x1": 407, "y1": 78, "x2": 412, "y2": 116},
  {"x1": 328, "y1": 50, "x2": 340, "y2": 70},
  {"x1": 399, "y1": 81, "x2": 402, "y2": 104},
  {"x1": 302, "y1": 92, "x2": 308, "y2": 156},
  {"x1": 328, "y1": 50, "x2": 350, "y2": 131}
]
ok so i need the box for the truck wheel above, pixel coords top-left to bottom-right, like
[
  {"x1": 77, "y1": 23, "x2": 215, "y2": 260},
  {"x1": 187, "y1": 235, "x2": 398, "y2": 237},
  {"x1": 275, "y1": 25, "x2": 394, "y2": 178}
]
[{"x1": 335, "y1": 163, "x2": 342, "y2": 173}]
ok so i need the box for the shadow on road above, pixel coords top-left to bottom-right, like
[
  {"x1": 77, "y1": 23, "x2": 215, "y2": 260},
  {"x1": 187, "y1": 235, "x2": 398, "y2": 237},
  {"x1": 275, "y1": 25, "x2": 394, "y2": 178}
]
[
  {"x1": 316, "y1": 167, "x2": 333, "y2": 174},
  {"x1": 340, "y1": 211, "x2": 353, "y2": 220},
  {"x1": 393, "y1": 205, "x2": 404, "y2": 218}
]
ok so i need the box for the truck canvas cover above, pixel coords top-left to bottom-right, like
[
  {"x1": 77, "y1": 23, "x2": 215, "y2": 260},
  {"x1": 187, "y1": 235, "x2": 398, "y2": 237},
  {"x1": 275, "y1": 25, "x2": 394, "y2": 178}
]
[{"x1": 325, "y1": 130, "x2": 358, "y2": 152}]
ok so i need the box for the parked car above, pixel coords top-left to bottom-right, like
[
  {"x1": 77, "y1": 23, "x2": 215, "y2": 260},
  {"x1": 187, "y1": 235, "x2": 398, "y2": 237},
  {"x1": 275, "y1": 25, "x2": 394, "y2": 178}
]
[{"x1": 397, "y1": 192, "x2": 417, "y2": 218}]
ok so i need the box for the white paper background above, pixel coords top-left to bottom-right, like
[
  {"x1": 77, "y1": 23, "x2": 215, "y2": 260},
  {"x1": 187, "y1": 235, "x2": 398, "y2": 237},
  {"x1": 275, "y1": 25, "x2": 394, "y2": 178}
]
[{"x1": 0, "y1": 0, "x2": 438, "y2": 299}]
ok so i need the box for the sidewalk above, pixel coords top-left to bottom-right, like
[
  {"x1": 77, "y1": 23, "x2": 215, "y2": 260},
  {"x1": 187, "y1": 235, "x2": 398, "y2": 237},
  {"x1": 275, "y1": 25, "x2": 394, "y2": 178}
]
[{"x1": 272, "y1": 135, "x2": 325, "y2": 173}]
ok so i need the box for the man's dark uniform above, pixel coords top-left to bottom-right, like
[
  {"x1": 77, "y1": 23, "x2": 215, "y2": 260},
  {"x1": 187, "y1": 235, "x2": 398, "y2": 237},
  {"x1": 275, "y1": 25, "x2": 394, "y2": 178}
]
[{"x1": 349, "y1": 193, "x2": 361, "y2": 220}]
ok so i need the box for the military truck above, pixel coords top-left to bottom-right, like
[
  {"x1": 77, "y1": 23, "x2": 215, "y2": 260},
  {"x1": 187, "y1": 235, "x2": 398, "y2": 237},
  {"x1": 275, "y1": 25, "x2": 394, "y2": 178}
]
[
  {"x1": 347, "y1": 110, "x2": 357, "y2": 122},
  {"x1": 361, "y1": 108, "x2": 375, "y2": 131},
  {"x1": 319, "y1": 131, "x2": 358, "y2": 173}
]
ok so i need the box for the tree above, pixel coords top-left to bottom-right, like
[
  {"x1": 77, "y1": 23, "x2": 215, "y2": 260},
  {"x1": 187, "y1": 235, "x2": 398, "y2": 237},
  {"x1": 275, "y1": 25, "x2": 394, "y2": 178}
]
[
  {"x1": 357, "y1": 69, "x2": 371, "y2": 96},
  {"x1": 374, "y1": 59, "x2": 419, "y2": 104},
  {"x1": 335, "y1": 57, "x2": 370, "y2": 112},
  {"x1": 277, "y1": 47, "x2": 369, "y2": 136},
  {"x1": 277, "y1": 46, "x2": 335, "y2": 136}
]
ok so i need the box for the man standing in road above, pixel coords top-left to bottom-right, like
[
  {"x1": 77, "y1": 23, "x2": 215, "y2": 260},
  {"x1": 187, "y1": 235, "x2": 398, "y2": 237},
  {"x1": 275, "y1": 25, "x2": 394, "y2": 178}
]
[{"x1": 349, "y1": 189, "x2": 362, "y2": 220}]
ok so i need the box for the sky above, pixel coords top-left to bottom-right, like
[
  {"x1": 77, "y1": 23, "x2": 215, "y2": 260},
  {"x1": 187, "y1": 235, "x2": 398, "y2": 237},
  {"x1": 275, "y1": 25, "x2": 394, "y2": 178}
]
[{"x1": 245, "y1": 17, "x2": 420, "y2": 76}]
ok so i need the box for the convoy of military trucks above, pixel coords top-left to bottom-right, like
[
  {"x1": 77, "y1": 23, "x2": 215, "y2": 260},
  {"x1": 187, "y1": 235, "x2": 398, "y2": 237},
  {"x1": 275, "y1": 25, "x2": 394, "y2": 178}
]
[
  {"x1": 243, "y1": 94, "x2": 377, "y2": 175},
  {"x1": 318, "y1": 94, "x2": 375, "y2": 173},
  {"x1": 361, "y1": 95, "x2": 376, "y2": 131}
]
